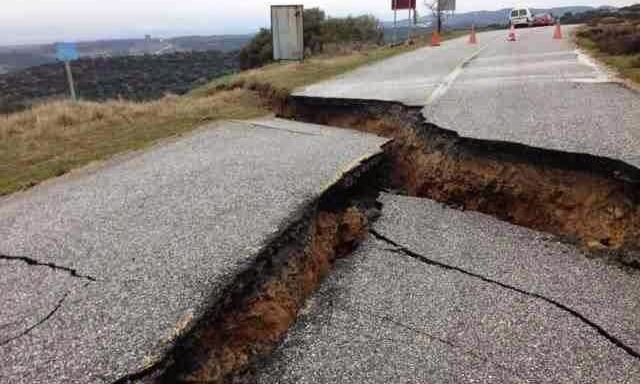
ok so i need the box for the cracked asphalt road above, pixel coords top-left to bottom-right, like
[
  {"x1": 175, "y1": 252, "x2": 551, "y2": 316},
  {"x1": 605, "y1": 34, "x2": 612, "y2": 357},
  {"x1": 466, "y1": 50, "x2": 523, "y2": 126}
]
[
  {"x1": 255, "y1": 194, "x2": 640, "y2": 383},
  {"x1": 0, "y1": 118, "x2": 389, "y2": 383},
  {"x1": 295, "y1": 26, "x2": 640, "y2": 169}
]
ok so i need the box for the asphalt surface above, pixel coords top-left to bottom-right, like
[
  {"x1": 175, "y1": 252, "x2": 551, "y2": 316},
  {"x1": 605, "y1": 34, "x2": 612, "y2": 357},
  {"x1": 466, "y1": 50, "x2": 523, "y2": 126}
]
[
  {"x1": 0, "y1": 118, "x2": 389, "y2": 383},
  {"x1": 256, "y1": 194, "x2": 640, "y2": 383},
  {"x1": 295, "y1": 26, "x2": 640, "y2": 168},
  {"x1": 294, "y1": 30, "x2": 506, "y2": 106}
]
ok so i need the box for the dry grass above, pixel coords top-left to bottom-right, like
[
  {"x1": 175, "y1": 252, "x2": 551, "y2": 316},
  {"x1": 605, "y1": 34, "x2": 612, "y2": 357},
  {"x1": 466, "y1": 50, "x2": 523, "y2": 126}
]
[
  {"x1": 0, "y1": 31, "x2": 467, "y2": 196},
  {"x1": 0, "y1": 90, "x2": 265, "y2": 195}
]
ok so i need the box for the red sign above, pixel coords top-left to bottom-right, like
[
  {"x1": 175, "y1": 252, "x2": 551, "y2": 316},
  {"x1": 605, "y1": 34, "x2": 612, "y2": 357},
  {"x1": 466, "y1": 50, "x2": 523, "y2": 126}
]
[{"x1": 392, "y1": 0, "x2": 416, "y2": 10}]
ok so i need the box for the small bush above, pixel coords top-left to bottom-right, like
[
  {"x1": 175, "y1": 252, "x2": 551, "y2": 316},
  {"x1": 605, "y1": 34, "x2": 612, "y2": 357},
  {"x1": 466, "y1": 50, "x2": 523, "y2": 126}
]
[
  {"x1": 238, "y1": 8, "x2": 382, "y2": 70},
  {"x1": 238, "y1": 29, "x2": 273, "y2": 70},
  {"x1": 579, "y1": 23, "x2": 640, "y2": 55}
]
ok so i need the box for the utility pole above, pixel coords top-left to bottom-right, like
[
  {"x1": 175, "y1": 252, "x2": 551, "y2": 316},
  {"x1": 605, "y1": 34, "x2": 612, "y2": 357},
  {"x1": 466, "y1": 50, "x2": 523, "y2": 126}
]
[{"x1": 56, "y1": 43, "x2": 79, "y2": 102}]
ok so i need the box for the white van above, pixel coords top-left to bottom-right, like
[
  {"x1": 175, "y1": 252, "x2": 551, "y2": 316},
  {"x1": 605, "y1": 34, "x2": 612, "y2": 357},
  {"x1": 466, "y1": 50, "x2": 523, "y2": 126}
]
[{"x1": 510, "y1": 7, "x2": 534, "y2": 27}]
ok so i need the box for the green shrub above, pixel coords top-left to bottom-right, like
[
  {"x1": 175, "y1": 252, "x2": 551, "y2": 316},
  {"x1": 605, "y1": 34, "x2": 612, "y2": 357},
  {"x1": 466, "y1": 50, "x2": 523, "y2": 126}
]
[
  {"x1": 579, "y1": 23, "x2": 640, "y2": 55},
  {"x1": 238, "y1": 8, "x2": 382, "y2": 70},
  {"x1": 238, "y1": 29, "x2": 273, "y2": 70}
]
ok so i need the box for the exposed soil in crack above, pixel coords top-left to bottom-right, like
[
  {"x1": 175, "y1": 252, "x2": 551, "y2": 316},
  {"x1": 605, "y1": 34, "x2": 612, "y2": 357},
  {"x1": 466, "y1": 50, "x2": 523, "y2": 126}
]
[
  {"x1": 111, "y1": 92, "x2": 640, "y2": 383},
  {"x1": 281, "y1": 96, "x2": 640, "y2": 268},
  {"x1": 370, "y1": 229, "x2": 640, "y2": 360},
  {"x1": 113, "y1": 154, "x2": 386, "y2": 384},
  {"x1": 0, "y1": 254, "x2": 97, "y2": 282},
  {"x1": 169, "y1": 207, "x2": 369, "y2": 383}
]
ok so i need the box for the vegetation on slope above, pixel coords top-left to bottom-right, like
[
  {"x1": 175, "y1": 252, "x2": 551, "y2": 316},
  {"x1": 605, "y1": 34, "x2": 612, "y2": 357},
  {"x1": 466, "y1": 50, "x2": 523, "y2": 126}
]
[
  {"x1": 0, "y1": 31, "x2": 458, "y2": 196},
  {"x1": 0, "y1": 51, "x2": 239, "y2": 114},
  {"x1": 573, "y1": 4, "x2": 640, "y2": 84},
  {"x1": 239, "y1": 8, "x2": 383, "y2": 69}
]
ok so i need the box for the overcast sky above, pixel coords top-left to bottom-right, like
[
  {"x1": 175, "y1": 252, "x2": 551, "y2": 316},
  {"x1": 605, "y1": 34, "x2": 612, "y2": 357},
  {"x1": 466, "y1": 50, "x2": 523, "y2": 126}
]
[{"x1": 1, "y1": 0, "x2": 636, "y2": 45}]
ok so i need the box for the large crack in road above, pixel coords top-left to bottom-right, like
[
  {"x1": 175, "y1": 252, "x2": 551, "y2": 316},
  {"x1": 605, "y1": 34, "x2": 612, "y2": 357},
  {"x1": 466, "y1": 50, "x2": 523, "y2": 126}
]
[
  {"x1": 132, "y1": 95, "x2": 640, "y2": 383},
  {"x1": 11, "y1": 88, "x2": 635, "y2": 382},
  {"x1": 7, "y1": 28, "x2": 638, "y2": 383},
  {"x1": 282, "y1": 95, "x2": 640, "y2": 268},
  {"x1": 109, "y1": 153, "x2": 388, "y2": 384}
]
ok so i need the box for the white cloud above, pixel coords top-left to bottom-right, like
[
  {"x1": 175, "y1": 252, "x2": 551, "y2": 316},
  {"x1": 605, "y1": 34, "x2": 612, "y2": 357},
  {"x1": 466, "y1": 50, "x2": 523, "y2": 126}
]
[{"x1": 1, "y1": 0, "x2": 636, "y2": 45}]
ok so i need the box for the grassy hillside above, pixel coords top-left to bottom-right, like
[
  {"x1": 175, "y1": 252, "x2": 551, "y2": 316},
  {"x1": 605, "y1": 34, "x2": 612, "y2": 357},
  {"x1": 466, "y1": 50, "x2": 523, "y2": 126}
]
[{"x1": 0, "y1": 33, "x2": 462, "y2": 196}]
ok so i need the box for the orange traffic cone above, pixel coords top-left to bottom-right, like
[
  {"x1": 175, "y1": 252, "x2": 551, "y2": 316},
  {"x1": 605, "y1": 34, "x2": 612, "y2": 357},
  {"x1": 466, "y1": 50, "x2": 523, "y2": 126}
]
[
  {"x1": 553, "y1": 22, "x2": 563, "y2": 39},
  {"x1": 468, "y1": 24, "x2": 477, "y2": 44},
  {"x1": 431, "y1": 31, "x2": 441, "y2": 47},
  {"x1": 507, "y1": 24, "x2": 517, "y2": 42}
]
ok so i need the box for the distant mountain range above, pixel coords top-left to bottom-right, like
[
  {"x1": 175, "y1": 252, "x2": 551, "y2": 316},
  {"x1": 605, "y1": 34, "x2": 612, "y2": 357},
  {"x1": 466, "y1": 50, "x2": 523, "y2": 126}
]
[
  {"x1": 382, "y1": 6, "x2": 613, "y2": 29},
  {"x1": 0, "y1": 34, "x2": 252, "y2": 74}
]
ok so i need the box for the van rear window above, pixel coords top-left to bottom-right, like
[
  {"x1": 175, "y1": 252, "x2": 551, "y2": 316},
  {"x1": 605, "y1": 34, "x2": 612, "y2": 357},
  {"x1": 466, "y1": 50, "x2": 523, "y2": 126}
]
[
  {"x1": 511, "y1": 10, "x2": 518, "y2": 16},
  {"x1": 519, "y1": 9, "x2": 528, "y2": 16}
]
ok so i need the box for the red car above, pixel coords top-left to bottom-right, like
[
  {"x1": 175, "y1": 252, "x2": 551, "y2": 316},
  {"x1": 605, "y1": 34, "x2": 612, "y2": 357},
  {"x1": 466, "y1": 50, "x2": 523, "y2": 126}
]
[{"x1": 533, "y1": 13, "x2": 555, "y2": 27}]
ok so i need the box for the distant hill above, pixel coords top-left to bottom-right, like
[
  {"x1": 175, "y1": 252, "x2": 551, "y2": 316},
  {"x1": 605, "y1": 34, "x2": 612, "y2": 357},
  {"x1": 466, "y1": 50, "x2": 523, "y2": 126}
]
[
  {"x1": 383, "y1": 6, "x2": 601, "y2": 30},
  {"x1": 0, "y1": 50, "x2": 239, "y2": 113},
  {"x1": 0, "y1": 34, "x2": 252, "y2": 74},
  {"x1": 561, "y1": 3, "x2": 639, "y2": 24}
]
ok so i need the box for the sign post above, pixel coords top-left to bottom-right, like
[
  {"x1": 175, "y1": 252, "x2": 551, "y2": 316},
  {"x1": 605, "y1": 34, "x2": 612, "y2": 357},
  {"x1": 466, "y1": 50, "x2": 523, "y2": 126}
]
[
  {"x1": 438, "y1": 0, "x2": 456, "y2": 33},
  {"x1": 392, "y1": 0, "x2": 416, "y2": 43},
  {"x1": 408, "y1": 7, "x2": 413, "y2": 42},
  {"x1": 55, "y1": 43, "x2": 79, "y2": 102},
  {"x1": 64, "y1": 62, "x2": 77, "y2": 102},
  {"x1": 392, "y1": 0, "x2": 398, "y2": 44}
]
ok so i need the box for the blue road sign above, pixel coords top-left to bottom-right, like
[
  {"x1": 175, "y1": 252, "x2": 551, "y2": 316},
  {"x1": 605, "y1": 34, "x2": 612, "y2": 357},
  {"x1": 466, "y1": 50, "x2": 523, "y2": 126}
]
[{"x1": 55, "y1": 42, "x2": 78, "y2": 62}]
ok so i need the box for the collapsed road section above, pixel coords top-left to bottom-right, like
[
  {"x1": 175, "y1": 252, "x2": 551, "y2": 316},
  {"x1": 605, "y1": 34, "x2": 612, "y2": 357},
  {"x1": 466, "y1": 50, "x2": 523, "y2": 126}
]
[
  {"x1": 0, "y1": 118, "x2": 389, "y2": 383},
  {"x1": 283, "y1": 95, "x2": 640, "y2": 267},
  {"x1": 237, "y1": 93, "x2": 640, "y2": 382},
  {"x1": 3, "y1": 100, "x2": 640, "y2": 383},
  {"x1": 168, "y1": 94, "x2": 640, "y2": 382}
]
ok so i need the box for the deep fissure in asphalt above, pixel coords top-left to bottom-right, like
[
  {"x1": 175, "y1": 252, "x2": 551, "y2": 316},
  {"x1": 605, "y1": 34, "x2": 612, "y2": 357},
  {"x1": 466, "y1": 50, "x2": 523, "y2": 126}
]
[
  {"x1": 370, "y1": 229, "x2": 640, "y2": 361},
  {"x1": 282, "y1": 95, "x2": 640, "y2": 268},
  {"x1": 111, "y1": 153, "x2": 387, "y2": 384},
  {"x1": 115, "y1": 94, "x2": 640, "y2": 382}
]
